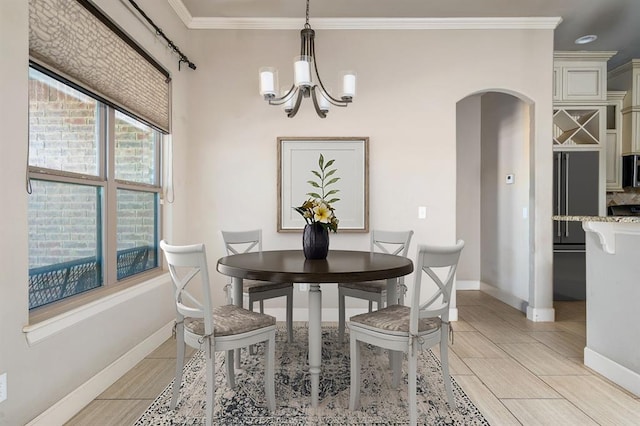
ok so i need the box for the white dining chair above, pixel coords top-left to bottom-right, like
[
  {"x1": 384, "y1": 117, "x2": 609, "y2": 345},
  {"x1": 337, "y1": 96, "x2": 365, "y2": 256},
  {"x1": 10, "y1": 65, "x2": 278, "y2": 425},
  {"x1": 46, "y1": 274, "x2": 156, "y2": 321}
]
[
  {"x1": 338, "y1": 229, "x2": 414, "y2": 342},
  {"x1": 160, "y1": 240, "x2": 276, "y2": 426},
  {"x1": 348, "y1": 240, "x2": 464, "y2": 426},
  {"x1": 221, "y1": 229, "x2": 294, "y2": 344}
]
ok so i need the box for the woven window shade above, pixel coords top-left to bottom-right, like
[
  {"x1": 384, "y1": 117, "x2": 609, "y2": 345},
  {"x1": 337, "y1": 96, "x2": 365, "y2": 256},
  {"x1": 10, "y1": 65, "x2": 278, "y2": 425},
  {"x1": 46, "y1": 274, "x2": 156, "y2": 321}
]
[{"x1": 29, "y1": 0, "x2": 171, "y2": 133}]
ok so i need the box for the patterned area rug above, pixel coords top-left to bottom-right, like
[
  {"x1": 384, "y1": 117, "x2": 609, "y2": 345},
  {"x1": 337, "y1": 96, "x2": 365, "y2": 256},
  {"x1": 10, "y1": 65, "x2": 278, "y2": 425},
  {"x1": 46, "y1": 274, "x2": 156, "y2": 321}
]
[{"x1": 135, "y1": 325, "x2": 489, "y2": 425}]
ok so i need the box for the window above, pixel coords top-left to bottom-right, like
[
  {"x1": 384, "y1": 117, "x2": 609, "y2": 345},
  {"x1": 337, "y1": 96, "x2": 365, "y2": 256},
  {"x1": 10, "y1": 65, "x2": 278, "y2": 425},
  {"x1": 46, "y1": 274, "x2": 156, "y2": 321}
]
[{"x1": 28, "y1": 66, "x2": 161, "y2": 310}]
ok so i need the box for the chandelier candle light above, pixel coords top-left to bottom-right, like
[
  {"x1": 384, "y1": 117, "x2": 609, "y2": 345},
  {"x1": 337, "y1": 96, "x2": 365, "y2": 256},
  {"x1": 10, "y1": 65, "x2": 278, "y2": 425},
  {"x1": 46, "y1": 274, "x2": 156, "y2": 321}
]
[{"x1": 259, "y1": 0, "x2": 356, "y2": 118}]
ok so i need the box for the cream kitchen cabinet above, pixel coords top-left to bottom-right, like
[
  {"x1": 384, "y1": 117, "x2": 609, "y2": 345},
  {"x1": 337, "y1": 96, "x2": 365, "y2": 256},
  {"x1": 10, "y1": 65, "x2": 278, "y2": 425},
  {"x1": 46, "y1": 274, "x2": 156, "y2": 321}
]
[
  {"x1": 608, "y1": 59, "x2": 640, "y2": 155},
  {"x1": 554, "y1": 51, "x2": 616, "y2": 103},
  {"x1": 606, "y1": 91, "x2": 625, "y2": 191}
]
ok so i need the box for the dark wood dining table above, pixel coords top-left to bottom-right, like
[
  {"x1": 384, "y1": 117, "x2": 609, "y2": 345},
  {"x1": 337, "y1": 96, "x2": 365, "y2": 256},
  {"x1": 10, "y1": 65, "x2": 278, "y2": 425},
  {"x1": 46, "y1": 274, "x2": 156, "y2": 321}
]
[{"x1": 217, "y1": 249, "x2": 413, "y2": 407}]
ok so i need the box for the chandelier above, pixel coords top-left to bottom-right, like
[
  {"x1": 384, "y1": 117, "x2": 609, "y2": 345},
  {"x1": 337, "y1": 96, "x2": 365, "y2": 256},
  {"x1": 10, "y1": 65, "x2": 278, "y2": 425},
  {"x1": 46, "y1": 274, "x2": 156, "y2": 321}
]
[{"x1": 258, "y1": 0, "x2": 356, "y2": 118}]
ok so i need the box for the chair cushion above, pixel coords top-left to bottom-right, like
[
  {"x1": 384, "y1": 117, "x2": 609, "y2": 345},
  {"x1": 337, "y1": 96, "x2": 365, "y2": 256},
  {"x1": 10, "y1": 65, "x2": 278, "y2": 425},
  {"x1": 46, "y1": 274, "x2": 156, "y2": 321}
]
[
  {"x1": 349, "y1": 304, "x2": 441, "y2": 335},
  {"x1": 244, "y1": 280, "x2": 292, "y2": 294},
  {"x1": 184, "y1": 304, "x2": 276, "y2": 337},
  {"x1": 339, "y1": 280, "x2": 386, "y2": 293}
]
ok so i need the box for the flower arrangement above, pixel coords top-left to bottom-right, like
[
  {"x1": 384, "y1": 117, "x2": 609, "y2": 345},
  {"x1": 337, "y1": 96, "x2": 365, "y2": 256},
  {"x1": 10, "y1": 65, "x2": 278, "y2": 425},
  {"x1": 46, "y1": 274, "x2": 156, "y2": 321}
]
[{"x1": 294, "y1": 154, "x2": 340, "y2": 232}]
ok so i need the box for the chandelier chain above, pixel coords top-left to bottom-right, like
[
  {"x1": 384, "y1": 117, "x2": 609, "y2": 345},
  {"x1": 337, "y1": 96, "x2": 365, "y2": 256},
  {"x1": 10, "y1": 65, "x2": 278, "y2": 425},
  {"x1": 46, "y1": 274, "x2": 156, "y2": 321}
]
[{"x1": 305, "y1": 0, "x2": 310, "y2": 28}]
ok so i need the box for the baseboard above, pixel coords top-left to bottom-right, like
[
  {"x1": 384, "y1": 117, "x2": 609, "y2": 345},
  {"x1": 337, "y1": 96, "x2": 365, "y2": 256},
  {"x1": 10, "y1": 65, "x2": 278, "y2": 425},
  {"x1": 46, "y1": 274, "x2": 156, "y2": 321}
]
[
  {"x1": 27, "y1": 321, "x2": 174, "y2": 426},
  {"x1": 456, "y1": 280, "x2": 480, "y2": 290},
  {"x1": 479, "y1": 282, "x2": 529, "y2": 314},
  {"x1": 448, "y1": 307, "x2": 459, "y2": 321},
  {"x1": 584, "y1": 347, "x2": 640, "y2": 397},
  {"x1": 526, "y1": 305, "x2": 555, "y2": 322}
]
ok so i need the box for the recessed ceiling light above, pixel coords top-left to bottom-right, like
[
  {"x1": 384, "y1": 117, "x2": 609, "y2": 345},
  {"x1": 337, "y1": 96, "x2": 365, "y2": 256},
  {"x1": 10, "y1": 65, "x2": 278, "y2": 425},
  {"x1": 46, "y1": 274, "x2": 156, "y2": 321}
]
[{"x1": 575, "y1": 34, "x2": 598, "y2": 45}]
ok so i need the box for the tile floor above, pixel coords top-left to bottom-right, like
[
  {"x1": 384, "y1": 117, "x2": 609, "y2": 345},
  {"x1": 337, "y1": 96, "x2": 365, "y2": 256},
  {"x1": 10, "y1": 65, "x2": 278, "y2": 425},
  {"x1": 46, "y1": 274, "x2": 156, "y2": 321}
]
[{"x1": 65, "y1": 291, "x2": 640, "y2": 425}]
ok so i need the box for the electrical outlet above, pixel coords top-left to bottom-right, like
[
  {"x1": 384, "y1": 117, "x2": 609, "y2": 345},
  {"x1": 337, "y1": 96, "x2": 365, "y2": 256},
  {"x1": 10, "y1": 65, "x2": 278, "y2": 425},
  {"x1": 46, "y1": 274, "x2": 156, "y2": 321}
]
[
  {"x1": 0, "y1": 372, "x2": 7, "y2": 403},
  {"x1": 298, "y1": 283, "x2": 309, "y2": 292}
]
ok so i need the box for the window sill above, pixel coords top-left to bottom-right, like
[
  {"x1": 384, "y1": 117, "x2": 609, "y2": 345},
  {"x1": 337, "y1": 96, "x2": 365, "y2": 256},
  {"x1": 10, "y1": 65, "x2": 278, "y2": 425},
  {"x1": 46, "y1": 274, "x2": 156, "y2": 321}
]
[{"x1": 23, "y1": 272, "x2": 170, "y2": 346}]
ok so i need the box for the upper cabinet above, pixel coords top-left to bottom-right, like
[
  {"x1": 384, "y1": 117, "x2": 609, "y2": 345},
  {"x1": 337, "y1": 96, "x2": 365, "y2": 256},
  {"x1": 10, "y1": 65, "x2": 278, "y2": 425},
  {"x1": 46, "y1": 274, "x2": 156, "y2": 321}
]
[
  {"x1": 554, "y1": 51, "x2": 617, "y2": 103},
  {"x1": 608, "y1": 60, "x2": 640, "y2": 155},
  {"x1": 606, "y1": 91, "x2": 626, "y2": 191}
]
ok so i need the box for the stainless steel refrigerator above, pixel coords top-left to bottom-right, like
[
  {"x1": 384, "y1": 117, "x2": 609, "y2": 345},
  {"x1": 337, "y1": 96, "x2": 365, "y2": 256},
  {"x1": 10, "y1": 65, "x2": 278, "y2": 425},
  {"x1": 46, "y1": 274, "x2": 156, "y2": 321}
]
[{"x1": 553, "y1": 151, "x2": 599, "y2": 301}]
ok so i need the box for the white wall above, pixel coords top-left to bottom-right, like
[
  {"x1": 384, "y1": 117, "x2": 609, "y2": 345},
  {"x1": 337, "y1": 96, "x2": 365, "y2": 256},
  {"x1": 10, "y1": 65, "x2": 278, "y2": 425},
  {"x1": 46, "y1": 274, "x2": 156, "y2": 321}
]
[
  {"x1": 0, "y1": 1, "x2": 190, "y2": 424},
  {"x1": 0, "y1": 7, "x2": 557, "y2": 422},
  {"x1": 480, "y1": 93, "x2": 531, "y2": 302},
  {"x1": 456, "y1": 95, "x2": 482, "y2": 281},
  {"x1": 185, "y1": 28, "x2": 555, "y2": 314}
]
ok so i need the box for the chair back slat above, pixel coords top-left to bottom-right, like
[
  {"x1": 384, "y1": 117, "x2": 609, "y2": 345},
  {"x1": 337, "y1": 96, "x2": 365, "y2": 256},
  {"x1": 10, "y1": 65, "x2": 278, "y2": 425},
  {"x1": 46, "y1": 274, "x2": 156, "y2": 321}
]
[
  {"x1": 371, "y1": 230, "x2": 414, "y2": 290},
  {"x1": 410, "y1": 240, "x2": 464, "y2": 334},
  {"x1": 160, "y1": 241, "x2": 214, "y2": 335},
  {"x1": 221, "y1": 229, "x2": 265, "y2": 302},
  {"x1": 221, "y1": 230, "x2": 262, "y2": 254},
  {"x1": 371, "y1": 230, "x2": 413, "y2": 256}
]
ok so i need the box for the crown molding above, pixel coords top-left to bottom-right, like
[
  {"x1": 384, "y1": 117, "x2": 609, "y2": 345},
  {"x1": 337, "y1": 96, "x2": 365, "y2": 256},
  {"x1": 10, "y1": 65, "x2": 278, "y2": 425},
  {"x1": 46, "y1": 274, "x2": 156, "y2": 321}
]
[
  {"x1": 167, "y1": 0, "x2": 193, "y2": 26},
  {"x1": 609, "y1": 59, "x2": 640, "y2": 79},
  {"x1": 554, "y1": 51, "x2": 618, "y2": 62},
  {"x1": 187, "y1": 17, "x2": 562, "y2": 30},
  {"x1": 167, "y1": 2, "x2": 562, "y2": 31}
]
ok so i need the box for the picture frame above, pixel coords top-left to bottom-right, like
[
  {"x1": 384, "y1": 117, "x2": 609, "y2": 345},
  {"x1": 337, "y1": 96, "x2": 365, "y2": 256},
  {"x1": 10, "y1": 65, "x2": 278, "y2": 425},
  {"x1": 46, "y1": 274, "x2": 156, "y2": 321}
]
[{"x1": 278, "y1": 137, "x2": 369, "y2": 232}]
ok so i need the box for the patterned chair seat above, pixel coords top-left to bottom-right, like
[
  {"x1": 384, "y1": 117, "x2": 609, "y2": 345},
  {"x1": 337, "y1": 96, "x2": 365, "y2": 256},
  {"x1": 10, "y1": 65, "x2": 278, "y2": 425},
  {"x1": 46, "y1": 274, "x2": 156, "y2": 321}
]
[
  {"x1": 350, "y1": 304, "x2": 441, "y2": 336},
  {"x1": 184, "y1": 305, "x2": 276, "y2": 337}
]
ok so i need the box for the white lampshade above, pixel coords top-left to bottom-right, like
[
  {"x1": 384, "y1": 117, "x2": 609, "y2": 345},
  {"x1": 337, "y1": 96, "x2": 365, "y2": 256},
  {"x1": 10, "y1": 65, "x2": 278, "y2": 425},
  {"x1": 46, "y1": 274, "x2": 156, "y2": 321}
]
[
  {"x1": 282, "y1": 89, "x2": 295, "y2": 112},
  {"x1": 318, "y1": 90, "x2": 330, "y2": 112},
  {"x1": 294, "y1": 56, "x2": 312, "y2": 87},
  {"x1": 342, "y1": 71, "x2": 356, "y2": 98},
  {"x1": 259, "y1": 67, "x2": 277, "y2": 97}
]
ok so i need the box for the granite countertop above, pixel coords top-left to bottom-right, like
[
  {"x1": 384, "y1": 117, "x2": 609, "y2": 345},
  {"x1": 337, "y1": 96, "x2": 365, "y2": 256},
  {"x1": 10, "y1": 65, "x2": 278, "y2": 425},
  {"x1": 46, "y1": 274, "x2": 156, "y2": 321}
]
[{"x1": 553, "y1": 215, "x2": 640, "y2": 223}]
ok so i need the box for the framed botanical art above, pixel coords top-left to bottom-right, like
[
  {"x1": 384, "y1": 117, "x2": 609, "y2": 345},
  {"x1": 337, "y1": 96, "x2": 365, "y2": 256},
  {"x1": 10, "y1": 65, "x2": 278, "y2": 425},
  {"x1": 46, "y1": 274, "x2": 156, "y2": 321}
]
[{"x1": 277, "y1": 137, "x2": 369, "y2": 232}]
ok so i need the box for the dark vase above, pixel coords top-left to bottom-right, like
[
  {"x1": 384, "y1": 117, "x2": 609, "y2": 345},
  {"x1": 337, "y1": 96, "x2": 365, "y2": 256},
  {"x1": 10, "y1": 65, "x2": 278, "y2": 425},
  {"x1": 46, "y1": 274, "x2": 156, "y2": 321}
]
[{"x1": 302, "y1": 223, "x2": 330, "y2": 260}]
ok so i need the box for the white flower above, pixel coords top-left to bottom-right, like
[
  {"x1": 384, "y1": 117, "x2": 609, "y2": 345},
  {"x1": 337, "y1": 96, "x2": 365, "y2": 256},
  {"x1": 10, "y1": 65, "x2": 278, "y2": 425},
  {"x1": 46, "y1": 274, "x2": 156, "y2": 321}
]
[{"x1": 313, "y1": 203, "x2": 331, "y2": 223}]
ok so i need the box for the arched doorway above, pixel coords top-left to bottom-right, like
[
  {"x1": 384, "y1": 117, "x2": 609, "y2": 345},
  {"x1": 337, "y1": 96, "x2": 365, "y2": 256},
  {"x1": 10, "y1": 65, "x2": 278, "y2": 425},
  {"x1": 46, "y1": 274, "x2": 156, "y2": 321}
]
[{"x1": 455, "y1": 90, "x2": 552, "y2": 320}]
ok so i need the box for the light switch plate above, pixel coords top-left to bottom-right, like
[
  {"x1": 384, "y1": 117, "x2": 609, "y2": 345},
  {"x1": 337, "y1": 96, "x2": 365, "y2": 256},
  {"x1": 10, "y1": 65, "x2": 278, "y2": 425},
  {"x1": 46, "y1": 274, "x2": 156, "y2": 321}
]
[
  {"x1": 418, "y1": 206, "x2": 427, "y2": 219},
  {"x1": 0, "y1": 372, "x2": 7, "y2": 403}
]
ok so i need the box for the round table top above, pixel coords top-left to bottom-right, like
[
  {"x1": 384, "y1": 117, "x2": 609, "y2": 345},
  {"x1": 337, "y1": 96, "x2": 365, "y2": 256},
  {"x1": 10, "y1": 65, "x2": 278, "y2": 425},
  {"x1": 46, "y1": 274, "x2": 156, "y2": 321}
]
[{"x1": 217, "y1": 250, "x2": 414, "y2": 283}]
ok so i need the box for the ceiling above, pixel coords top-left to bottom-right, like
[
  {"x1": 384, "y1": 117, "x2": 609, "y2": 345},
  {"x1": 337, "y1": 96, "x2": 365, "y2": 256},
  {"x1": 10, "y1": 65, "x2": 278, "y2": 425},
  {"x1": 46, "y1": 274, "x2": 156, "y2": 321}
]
[{"x1": 177, "y1": 0, "x2": 639, "y2": 70}]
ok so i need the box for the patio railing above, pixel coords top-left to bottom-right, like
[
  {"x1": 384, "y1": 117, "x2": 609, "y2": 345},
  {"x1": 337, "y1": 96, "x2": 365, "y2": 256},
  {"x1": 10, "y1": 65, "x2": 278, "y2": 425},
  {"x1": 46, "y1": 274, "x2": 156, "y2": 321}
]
[{"x1": 28, "y1": 246, "x2": 154, "y2": 309}]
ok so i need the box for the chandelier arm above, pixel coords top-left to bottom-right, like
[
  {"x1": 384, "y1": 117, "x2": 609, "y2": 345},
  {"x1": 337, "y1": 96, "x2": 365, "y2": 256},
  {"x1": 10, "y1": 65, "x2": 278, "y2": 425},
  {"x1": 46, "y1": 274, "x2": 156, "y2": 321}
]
[
  {"x1": 287, "y1": 90, "x2": 304, "y2": 118},
  {"x1": 267, "y1": 84, "x2": 297, "y2": 105},
  {"x1": 310, "y1": 88, "x2": 327, "y2": 118},
  {"x1": 310, "y1": 40, "x2": 351, "y2": 106},
  {"x1": 316, "y1": 85, "x2": 349, "y2": 107}
]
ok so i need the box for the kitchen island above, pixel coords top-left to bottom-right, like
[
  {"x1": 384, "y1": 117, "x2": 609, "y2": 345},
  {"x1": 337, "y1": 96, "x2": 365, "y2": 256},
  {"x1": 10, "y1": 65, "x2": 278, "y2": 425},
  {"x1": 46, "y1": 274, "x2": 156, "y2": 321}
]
[{"x1": 553, "y1": 215, "x2": 640, "y2": 397}]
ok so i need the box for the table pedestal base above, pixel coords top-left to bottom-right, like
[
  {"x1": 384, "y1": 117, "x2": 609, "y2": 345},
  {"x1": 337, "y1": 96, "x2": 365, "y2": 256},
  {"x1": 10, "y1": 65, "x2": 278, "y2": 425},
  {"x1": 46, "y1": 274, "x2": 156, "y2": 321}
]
[{"x1": 308, "y1": 283, "x2": 322, "y2": 407}]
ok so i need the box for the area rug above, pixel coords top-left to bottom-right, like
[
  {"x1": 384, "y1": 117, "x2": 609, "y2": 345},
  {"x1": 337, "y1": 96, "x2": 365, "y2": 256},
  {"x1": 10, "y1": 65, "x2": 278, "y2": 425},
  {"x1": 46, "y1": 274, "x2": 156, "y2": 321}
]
[{"x1": 135, "y1": 325, "x2": 489, "y2": 425}]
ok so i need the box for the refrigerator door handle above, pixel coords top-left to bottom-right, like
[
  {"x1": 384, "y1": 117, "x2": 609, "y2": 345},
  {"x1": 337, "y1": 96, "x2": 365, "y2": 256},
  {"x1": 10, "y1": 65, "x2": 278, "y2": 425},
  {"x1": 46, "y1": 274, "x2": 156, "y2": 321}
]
[
  {"x1": 556, "y1": 152, "x2": 562, "y2": 237},
  {"x1": 564, "y1": 152, "x2": 569, "y2": 237}
]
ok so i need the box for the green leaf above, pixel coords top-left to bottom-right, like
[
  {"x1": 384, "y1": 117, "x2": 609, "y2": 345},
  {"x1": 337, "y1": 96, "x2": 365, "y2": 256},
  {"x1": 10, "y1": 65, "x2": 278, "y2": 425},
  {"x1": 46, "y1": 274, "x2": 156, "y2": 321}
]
[
  {"x1": 318, "y1": 154, "x2": 324, "y2": 169},
  {"x1": 325, "y1": 169, "x2": 337, "y2": 178},
  {"x1": 324, "y1": 159, "x2": 335, "y2": 169},
  {"x1": 311, "y1": 170, "x2": 322, "y2": 179},
  {"x1": 325, "y1": 189, "x2": 339, "y2": 196},
  {"x1": 326, "y1": 198, "x2": 340, "y2": 204},
  {"x1": 325, "y1": 177, "x2": 340, "y2": 186},
  {"x1": 307, "y1": 180, "x2": 320, "y2": 188},
  {"x1": 306, "y1": 192, "x2": 321, "y2": 199}
]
